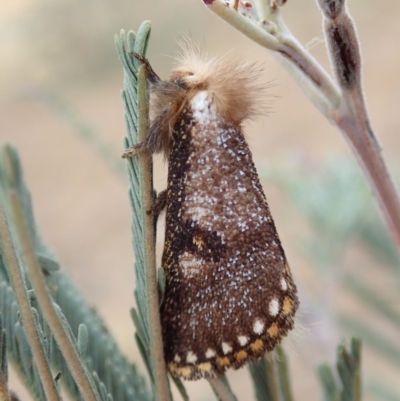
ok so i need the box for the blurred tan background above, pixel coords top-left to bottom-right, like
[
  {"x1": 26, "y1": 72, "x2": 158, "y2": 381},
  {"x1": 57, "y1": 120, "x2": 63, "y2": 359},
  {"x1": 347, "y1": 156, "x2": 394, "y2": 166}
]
[{"x1": 1, "y1": 1, "x2": 400, "y2": 400}]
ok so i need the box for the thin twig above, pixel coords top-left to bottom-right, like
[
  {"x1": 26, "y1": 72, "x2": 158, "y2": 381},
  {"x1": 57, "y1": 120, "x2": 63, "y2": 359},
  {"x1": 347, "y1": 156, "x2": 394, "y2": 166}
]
[
  {"x1": 117, "y1": 25, "x2": 172, "y2": 401},
  {"x1": 0, "y1": 199, "x2": 60, "y2": 401},
  {"x1": 9, "y1": 191, "x2": 99, "y2": 401},
  {"x1": 136, "y1": 64, "x2": 170, "y2": 401},
  {"x1": 318, "y1": 0, "x2": 400, "y2": 254},
  {"x1": 275, "y1": 346, "x2": 294, "y2": 401},
  {"x1": 267, "y1": 355, "x2": 280, "y2": 401},
  {"x1": 208, "y1": 377, "x2": 237, "y2": 401},
  {"x1": 202, "y1": 0, "x2": 340, "y2": 115}
]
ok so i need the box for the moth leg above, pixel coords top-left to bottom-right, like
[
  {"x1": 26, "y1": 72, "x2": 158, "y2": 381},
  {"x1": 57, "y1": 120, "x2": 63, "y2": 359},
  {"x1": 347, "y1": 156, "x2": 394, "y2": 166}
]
[
  {"x1": 147, "y1": 189, "x2": 167, "y2": 217},
  {"x1": 131, "y1": 53, "x2": 161, "y2": 84},
  {"x1": 121, "y1": 142, "x2": 146, "y2": 158}
]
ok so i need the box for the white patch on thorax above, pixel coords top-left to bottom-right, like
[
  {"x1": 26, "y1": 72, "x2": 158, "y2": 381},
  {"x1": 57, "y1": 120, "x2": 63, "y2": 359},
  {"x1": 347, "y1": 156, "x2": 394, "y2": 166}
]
[{"x1": 191, "y1": 90, "x2": 218, "y2": 125}]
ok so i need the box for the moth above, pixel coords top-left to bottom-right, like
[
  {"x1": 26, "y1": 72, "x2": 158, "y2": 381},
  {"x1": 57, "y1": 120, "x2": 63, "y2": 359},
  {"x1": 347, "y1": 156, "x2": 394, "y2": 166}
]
[{"x1": 124, "y1": 40, "x2": 299, "y2": 380}]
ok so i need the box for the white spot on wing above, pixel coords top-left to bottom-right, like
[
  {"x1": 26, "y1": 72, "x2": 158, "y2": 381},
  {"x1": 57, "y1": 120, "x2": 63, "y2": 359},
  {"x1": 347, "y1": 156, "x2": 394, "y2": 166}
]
[
  {"x1": 174, "y1": 354, "x2": 181, "y2": 363},
  {"x1": 269, "y1": 298, "x2": 280, "y2": 317},
  {"x1": 205, "y1": 348, "x2": 216, "y2": 359},
  {"x1": 238, "y1": 335, "x2": 249, "y2": 346},
  {"x1": 222, "y1": 342, "x2": 232, "y2": 355},
  {"x1": 186, "y1": 351, "x2": 197, "y2": 364},
  {"x1": 253, "y1": 319, "x2": 265, "y2": 335},
  {"x1": 186, "y1": 206, "x2": 209, "y2": 220},
  {"x1": 179, "y1": 251, "x2": 204, "y2": 278},
  {"x1": 281, "y1": 278, "x2": 288, "y2": 291}
]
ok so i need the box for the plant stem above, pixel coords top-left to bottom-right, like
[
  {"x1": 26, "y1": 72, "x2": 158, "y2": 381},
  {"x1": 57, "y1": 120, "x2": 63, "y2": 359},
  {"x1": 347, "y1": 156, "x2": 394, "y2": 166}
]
[
  {"x1": 275, "y1": 346, "x2": 294, "y2": 401},
  {"x1": 267, "y1": 355, "x2": 280, "y2": 401},
  {"x1": 319, "y1": 0, "x2": 400, "y2": 254},
  {"x1": 0, "y1": 198, "x2": 60, "y2": 401},
  {"x1": 9, "y1": 191, "x2": 99, "y2": 401},
  {"x1": 136, "y1": 65, "x2": 170, "y2": 401},
  {"x1": 337, "y1": 87, "x2": 400, "y2": 253},
  {"x1": 202, "y1": 0, "x2": 341, "y2": 115},
  {"x1": 208, "y1": 377, "x2": 237, "y2": 401}
]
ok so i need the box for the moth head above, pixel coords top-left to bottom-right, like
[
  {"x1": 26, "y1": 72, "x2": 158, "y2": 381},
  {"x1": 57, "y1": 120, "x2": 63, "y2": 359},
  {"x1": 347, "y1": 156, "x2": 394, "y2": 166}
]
[
  {"x1": 170, "y1": 39, "x2": 232, "y2": 92},
  {"x1": 170, "y1": 65, "x2": 209, "y2": 91},
  {"x1": 170, "y1": 38, "x2": 267, "y2": 124},
  {"x1": 147, "y1": 39, "x2": 269, "y2": 158}
]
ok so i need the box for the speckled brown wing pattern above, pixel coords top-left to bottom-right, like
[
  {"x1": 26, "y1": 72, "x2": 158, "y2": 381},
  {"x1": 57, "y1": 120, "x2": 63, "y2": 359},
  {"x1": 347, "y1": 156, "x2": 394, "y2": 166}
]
[{"x1": 160, "y1": 97, "x2": 298, "y2": 380}]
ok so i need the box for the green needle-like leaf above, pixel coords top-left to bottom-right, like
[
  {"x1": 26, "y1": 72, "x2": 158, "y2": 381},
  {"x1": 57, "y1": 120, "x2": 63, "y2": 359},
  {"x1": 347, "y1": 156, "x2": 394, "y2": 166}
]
[
  {"x1": 0, "y1": 144, "x2": 150, "y2": 401},
  {"x1": 115, "y1": 22, "x2": 172, "y2": 401},
  {"x1": 318, "y1": 338, "x2": 361, "y2": 401}
]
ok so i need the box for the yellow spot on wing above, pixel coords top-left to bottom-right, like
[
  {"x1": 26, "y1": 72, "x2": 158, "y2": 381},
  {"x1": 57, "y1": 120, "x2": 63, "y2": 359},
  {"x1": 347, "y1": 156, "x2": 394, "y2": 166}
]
[
  {"x1": 216, "y1": 356, "x2": 230, "y2": 367},
  {"x1": 284, "y1": 263, "x2": 294, "y2": 288},
  {"x1": 234, "y1": 350, "x2": 248, "y2": 361},
  {"x1": 168, "y1": 362, "x2": 193, "y2": 379},
  {"x1": 198, "y1": 362, "x2": 212, "y2": 372},
  {"x1": 168, "y1": 362, "x2": 177, "y2": 373},
  {"x1": 283, "y1": 297, "x2": 293, "y2": 315},
  {"x1": 176, "y1": 366, "x2": 193, "y2": 379},
  {"x1": 267, "y1": 323, "x2": 279, "y2": 337},
  {"x1": 250, "y1": 339, "x2": 264, "y2": 352}
]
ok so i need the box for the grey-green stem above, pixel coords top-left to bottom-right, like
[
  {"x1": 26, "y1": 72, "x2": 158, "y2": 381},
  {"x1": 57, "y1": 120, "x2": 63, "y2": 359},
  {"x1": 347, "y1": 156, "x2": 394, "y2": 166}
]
[
  {"x1": 208, "y1": 377, "x2": 238, "y2": 401},
  {"x1": 9, "y1": 191, "x2": 99, "y2": 401},
  {"x1": 0, "y1": 198, "x2": 60, "y2": 401},
  {"x1": 136, "y1": 65, "x2": 171, "y2": 401}
]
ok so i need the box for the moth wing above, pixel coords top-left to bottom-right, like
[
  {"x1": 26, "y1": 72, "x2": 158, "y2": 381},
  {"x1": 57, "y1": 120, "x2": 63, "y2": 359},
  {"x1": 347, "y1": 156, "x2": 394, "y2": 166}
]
[{"x1": 160, "y1": 103, "x2": 298, "y2": 380}]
